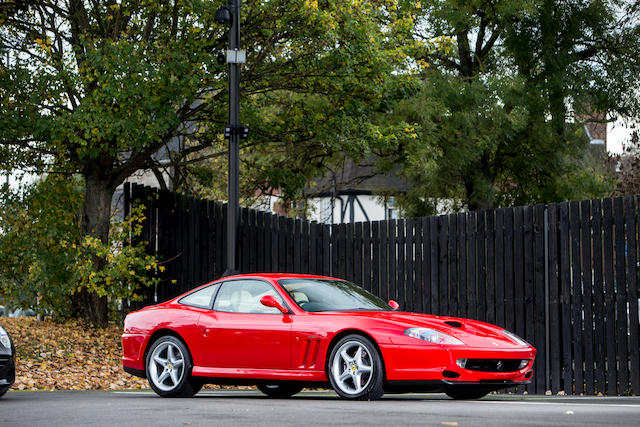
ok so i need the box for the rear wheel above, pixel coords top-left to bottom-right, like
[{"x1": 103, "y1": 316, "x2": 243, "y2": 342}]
[
  {"x1": 0, "y1": 387, "x2": 8, "y2": 398},
  {"x1": 146, "y1": 335, "x2": 200, "y2": 397},
  {"x1": 257, "y1": 383, "x2": 304, "y2": 398},
  {"x1": 327, "y1": 334, "x2": 384, "y2": 400},
  {"x1": 445, "y1": 389, "x2": 489, "y2": 400}
]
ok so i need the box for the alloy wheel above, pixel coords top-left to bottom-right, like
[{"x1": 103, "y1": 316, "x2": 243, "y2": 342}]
[
  {"x1": 330, "y1": 340, "x2": 374, "y2": 395},
  {"x1": 148, "y1": 341, "x2": 185, "y2": 392}
]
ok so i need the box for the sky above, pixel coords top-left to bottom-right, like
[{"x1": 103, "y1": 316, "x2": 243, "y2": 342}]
[{"x1": 607, "y1": 119, "x2": 637, "y2": 154}]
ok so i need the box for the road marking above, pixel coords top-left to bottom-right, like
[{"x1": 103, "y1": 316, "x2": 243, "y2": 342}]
[
  {"x1": 111, "y1": 391, "x2": 152, "y2": 395},
  {"x1": 467, "y1": 400, "x2": 640, "y2": 409},
  {"x1": 109, "y1": 390, "x2": 640, "y2": 409}
]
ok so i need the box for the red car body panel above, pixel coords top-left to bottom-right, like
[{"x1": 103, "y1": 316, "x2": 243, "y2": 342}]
[
  {"x1": 196, "y1": 311, "x2": 292, "y2": 370},
  {"x1": 122, "y1": 273, "x2": 536, "y2": 389}
]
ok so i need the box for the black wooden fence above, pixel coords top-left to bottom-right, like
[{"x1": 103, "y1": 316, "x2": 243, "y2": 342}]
[{"x1": 124, "y1": 183, "x2": 640, "y2": 396}]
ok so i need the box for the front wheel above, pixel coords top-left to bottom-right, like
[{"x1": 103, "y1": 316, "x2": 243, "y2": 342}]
[
  {"x1": 445, "y1": 389, "x2": 489, "y2": 400},
  {"x1": 257, "y1": 383, "x2": 304, "y2": 398},
  {"x1": 0, "y1": 387, "x2": 8, "y2": 398},
  {"x1": 146, "y1": 335, "x2": 199, "y2": 397},
  {"x1": 327, "y1": 334, "x2": 384, "y2": 400}
]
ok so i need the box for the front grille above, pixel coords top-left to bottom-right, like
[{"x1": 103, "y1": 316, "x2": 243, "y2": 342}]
[
  {"x1": 0, "y1": 355, "x2": 9, "y2": 369},
  {"x1": 464, "y1": 359, "x2": 524, "y2": 372}
]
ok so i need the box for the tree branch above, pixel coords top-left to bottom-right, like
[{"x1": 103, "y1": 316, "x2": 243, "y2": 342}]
[{"x1": 479, "y1": 24, "x2": 503, "y2": 59}]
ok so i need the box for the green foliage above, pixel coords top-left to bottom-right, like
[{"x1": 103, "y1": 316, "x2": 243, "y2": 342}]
[
  {"x1": 70, "y1": 202, "x2": 162, "y2": 302},
  {"x1": 393, "y1": 70, "x2": 529, "y2": 214},
  {"x1": 505, "y1": 0, "x2": 640, "y2": 121},
  {"x1": 1, "y1": 1, "x2": 214, "y2": 170},
  {"x1": 0, "y1": 176, "x2": 81, "y2": 316},
  {"x1": 180, "y1": 0, "x2": 441, "y2": 204},
  {"x1": 0, "y1": 1, "x2": 221, "y2": 322},
  {"x1": 387, "y1": 0, "x2": 634, "y2": 215},
  {"x1": 0, "y1": 176, "x2": 160, "y2": 319}
]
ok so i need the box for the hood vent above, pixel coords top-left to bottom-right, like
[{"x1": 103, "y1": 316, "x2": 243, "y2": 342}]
[{"x1": 444, "y1": 320, "x2": 463, "y2": 328}]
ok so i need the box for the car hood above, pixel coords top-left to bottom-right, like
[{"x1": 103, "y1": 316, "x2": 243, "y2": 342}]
[{"x1": 319, "y1": 311, "x2": 528, "y2": 348}]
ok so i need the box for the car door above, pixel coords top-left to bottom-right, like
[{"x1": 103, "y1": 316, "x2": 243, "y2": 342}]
[{"x1": 197, "y1": 279, "x2": 292, "y2": 370}]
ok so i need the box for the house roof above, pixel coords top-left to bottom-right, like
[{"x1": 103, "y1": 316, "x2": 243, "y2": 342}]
[
  {"x1": 582, "y1": 110, "x2": 607, "y2": 149},
  {"x1": 305, "y1": 156, "x2": 408, "y2": 197}
]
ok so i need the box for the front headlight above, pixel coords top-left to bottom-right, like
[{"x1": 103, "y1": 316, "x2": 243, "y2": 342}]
[
  {"x1": 0, "y1": 327, "x2": 11, "y2": 351},
  {"x1": 501, "y1": 330, "x2": 530, "y2": 347},
  {"x1": 404, "y1": 328, "x2": 465, "y2": 345}
]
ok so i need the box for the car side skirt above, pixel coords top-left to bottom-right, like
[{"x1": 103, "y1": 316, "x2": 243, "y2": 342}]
[{"x1": 191, "y1": 366, "x2": 327, "y2": 382}]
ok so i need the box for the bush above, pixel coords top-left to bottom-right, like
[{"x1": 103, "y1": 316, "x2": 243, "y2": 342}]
[{"x1": 0, "y1": 175, "x2": 159, "y2": 320}]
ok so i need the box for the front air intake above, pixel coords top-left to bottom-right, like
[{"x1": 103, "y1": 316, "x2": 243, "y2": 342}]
[
  {"x1": 442, "y1": 370, "x2": 460, "y2": 378},
  {"x1": 464, "y1": 359, "x2": 525, "y2": 372}
]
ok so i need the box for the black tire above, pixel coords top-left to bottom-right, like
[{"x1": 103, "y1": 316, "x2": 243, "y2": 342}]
[
  {"x1": 191, "y1": 380, "x2": 204, "y2": 395},
  {"x1": 146, "y1": 335, "x2": 199, "y2": 398},
  {"x1": 445, "y1": 389, "x2": 489, "y2": 400},
  {"x1": 0, "y1": 387, "x2": 8, "y2": 398},
  {"x1": 327, "y1": 334, "x2": 384, "y2": 400},
  {"x1": 257, "y1": 383, "x2": 304, "y2": 398}
]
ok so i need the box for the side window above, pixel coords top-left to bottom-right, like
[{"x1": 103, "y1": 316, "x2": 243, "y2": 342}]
[
  {"x1": 213, "y1": 280, "x2": 283, "y2": 314},
  {"x1": 179, "y1": 284, "x2": 219, "y2": 309}
]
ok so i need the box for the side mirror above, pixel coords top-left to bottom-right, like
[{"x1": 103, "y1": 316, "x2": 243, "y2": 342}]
[
  {"x1": 388, "y1": 300, "x2": 400, "y2": 310},
  {"x1": 260, "y1": 295, "x2": 288, "y2": 314}
]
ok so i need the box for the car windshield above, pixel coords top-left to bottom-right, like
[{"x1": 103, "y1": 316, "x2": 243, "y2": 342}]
[{"x1": 279, "y1": 278, "x2": 392, "y2": 312}]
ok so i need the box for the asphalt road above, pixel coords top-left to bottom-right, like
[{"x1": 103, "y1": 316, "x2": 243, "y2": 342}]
[{"x1": 1, "y1": 390, "x2": 640, "y2": 427}]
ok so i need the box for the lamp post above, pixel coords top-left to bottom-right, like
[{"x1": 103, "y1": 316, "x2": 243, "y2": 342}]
[{"x1": 216, "y1": 0, "x2": 247, "y2": 276}]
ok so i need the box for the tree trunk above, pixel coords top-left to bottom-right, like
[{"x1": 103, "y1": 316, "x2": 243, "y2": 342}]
[
  {"x1": 464, "y1": 159, "x2": 495, "y2": 211},
  {"x1": 80, "y1": 175, "x2": 115, "y2": 325},
  {"x1": 549, "y1": 88, "x2": 567, "y2": 139}
]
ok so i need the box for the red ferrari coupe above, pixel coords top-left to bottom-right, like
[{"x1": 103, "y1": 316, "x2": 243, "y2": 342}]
[{"x1": 122, "y1": 273, "x2": 535, "y2": 400}]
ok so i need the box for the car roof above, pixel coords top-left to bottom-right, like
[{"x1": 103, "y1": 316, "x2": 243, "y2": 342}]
[
  {"x1": 218, "y1": 273, "x2": 340, "y2": 281},
  {"x1": 165, "y1": 273, "x2": 345, "y2": 306}
]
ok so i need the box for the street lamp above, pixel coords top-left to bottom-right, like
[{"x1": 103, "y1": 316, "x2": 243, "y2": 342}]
[{"x1": 216, "y1": 0, "x2": 248, "y2": 276}]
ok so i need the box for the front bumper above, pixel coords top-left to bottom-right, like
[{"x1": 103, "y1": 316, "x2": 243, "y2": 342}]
[
  {"x1": 385, "y1": 379, "x2": 531, "y2": 394},
  {"x1": 0, "y1": 348, "x2": 15, "y2": 389},
  {"x1": 379, "y1": 343, "x2": 536, "y2": 384}
]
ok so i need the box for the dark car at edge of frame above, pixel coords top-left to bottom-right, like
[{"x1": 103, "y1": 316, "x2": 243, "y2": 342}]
[{"x1": 0, "y1": 325, "x2": 15, "y2": 398}]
